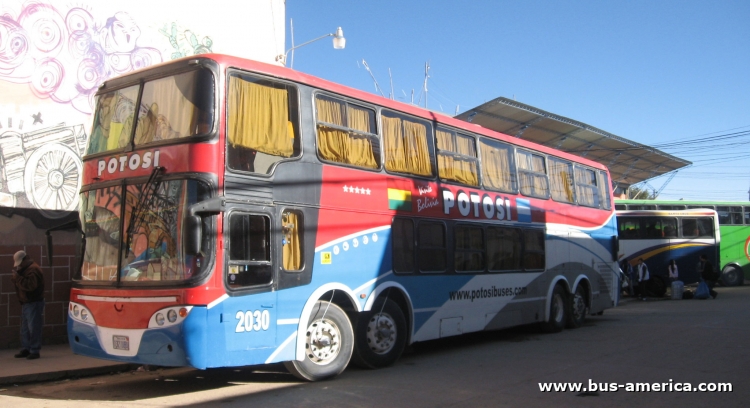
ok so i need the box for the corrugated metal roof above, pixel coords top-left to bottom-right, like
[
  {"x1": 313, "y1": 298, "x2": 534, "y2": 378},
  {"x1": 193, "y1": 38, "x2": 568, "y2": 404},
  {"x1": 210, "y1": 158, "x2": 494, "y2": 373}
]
[{"x1": 455, "y1": 97, "x2": 691, "y2": 188}]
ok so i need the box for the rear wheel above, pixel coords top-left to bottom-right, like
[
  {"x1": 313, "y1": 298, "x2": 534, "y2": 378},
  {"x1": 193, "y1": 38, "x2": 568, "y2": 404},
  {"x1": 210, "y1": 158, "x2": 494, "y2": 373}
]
[
  {"x1": 351, "y1": 298, "x2": 407, "y2": 369},
  {"x1": 567, "y1": 284, "x2": 589, "y2": 329},
  {"x1": 540, "y1": 285, "x2": 568, "y2": 333},
  {"x1": 721, "y1": 265, "x2": 743, "y2": 287},
  {"x1": 284, "y1": 301, "x2": 353, "y2": 381}
]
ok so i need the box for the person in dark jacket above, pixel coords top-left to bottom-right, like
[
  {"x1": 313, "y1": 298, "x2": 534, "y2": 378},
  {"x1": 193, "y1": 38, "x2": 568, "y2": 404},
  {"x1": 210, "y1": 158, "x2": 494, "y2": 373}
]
[
  {"x1": 700, "y1": 254, "x2": 718, "y2": 299},
  {"x1": 10, "y1": 250, "x2": 45, "y2": 359}
]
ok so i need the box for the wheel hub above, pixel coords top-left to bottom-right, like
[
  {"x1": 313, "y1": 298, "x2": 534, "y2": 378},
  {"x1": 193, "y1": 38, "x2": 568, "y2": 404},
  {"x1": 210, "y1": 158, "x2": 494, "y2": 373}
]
[
  {"x1": 572, "y1": 293, "x2": 585, "y2": 319},
  {"x1": 366, "y1": 313, "x2": 396, "y2": 354},
  {"x1": 306, "y1": 319, "x2": 340, "y2": 365},
  {"x1": 47, "y1": 169, "x2": 65, "y2": 189}
]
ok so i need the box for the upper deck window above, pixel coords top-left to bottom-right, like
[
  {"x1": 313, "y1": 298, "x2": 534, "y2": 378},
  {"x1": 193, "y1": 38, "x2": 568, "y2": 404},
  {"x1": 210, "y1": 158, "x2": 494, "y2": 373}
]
[
  {"x1": 87, "y1": 68, "x2": 215, "y2": 156},
  {"x1": 479, "y1": 138, "x2": 516, "y2": 193},
  {"x1": 382, "y1": 111, "x2": 434, "y2": 177},
  {"x1": 436, "y1": 128, "x2": 478, "y2": 186},
  {"x1": 575, "y1": 166, "x2": 600, "y2": 208},
  {"x1": 227, "y1": 74, "x2": 300, "y2": 174},
  {"x1": 548, "y1": 158, "x2": 575, "y2": 203},
  {"x1": 597, "y1": 170, "x2": 612, "y2": 210},
  {"x1": 516, "y1": 150, "x2": 549, "y2": 199},
  {"x1": 315, "y1": 95, "x2": 379, "y2": 169}
]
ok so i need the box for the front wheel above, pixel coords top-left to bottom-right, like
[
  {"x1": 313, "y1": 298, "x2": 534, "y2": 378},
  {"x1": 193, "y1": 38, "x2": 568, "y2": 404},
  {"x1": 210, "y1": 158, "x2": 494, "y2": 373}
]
[
  {"x1": 351, "y1": 298, "x2": 407, "y2": 369},
  {"x1": 567, "y1": 284, "x2": 589, "y2": 329},
  {"x1": 284, "y1": 301, "x2": 353, "y2": 381},
  {"x1": 540, "y1": 285, "x2": 568, "y2": 333}
]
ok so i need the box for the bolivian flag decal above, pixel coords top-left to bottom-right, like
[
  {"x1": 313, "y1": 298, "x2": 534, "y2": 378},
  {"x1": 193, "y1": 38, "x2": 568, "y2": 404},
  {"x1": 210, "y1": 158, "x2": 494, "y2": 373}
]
[{"x1": 387, "y1": 180, "x2": 412, "y2": 211}]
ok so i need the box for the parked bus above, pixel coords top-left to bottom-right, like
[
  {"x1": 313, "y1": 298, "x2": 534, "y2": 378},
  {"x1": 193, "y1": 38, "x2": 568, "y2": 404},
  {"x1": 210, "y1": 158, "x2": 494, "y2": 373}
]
[
  {"x1": 616, "y1": 200, "x2": 748, "y2": 286},
  {"x1": 616, "y1": 209, "x2": 719, "y2": 293},
  {"x1": 66, "y1": 54, "x2": 619, "y2": 381}
]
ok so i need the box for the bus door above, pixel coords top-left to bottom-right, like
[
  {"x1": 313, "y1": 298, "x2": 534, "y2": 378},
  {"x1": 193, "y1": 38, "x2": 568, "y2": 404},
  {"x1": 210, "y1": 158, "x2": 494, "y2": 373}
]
[{"x1": 224, "y1": 208, "x2": 277, "y2": 349}]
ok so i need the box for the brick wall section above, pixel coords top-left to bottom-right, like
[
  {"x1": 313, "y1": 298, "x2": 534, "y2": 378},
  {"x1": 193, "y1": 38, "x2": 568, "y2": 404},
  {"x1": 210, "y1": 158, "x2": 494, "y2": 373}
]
[{"x1": 0, "y1": 244, "x2": 76, "y2": 349}]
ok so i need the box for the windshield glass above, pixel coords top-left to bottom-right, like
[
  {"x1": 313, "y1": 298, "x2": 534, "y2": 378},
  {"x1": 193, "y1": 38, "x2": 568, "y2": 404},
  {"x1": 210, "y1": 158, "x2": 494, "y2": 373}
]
[
  {"x1": 87, "y1": 68, "x2": 215, "y2": 156},
  {"x1": 77, "y1": 179, "x2": 212, "y2": 283}
]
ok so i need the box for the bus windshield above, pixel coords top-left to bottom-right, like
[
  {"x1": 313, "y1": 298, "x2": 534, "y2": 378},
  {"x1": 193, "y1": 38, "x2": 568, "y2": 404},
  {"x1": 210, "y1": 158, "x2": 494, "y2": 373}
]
[
  {"x1": 87, "y1": 68, "x2": 215, "y2": 155},
  {"x1": 77, "y1": 179, "x2": 212, "y2": 283}
]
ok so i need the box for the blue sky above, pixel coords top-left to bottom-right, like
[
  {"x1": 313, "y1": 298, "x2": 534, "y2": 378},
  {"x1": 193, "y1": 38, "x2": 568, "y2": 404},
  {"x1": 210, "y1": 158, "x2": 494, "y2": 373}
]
[{"x1": 286, "y1": 1, "x2": 750, "y2": 201}]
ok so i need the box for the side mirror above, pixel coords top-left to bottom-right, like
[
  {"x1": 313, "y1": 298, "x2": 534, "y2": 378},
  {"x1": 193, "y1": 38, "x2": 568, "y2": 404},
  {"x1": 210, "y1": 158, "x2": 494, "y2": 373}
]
[{"x1": 184, "y1": 215, "x2": 203, "y2": 255}]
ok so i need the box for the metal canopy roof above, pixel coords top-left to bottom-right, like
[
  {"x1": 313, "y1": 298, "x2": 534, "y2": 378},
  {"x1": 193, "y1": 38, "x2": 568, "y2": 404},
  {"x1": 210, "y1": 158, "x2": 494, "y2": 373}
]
[{"x1": 454, "y1": 97, "x2": 691, "y2": 188}]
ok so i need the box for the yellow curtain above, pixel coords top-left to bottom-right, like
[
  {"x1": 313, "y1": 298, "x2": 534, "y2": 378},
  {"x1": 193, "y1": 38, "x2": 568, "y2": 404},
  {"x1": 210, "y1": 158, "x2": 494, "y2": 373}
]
[
  {"x1": 384, "y1": 115, "x2": 431, "y2": 176},
  {"x1": 316, "y1": 98, "x2": 377, "y2": 169},
  {"x1": 480, "y1": 140, "x2": 513, "y2": 192},
  {"x1": 282, "y1": 212, "x2": 302, "y2": 270},
  {"x1": 517, "y1": 152, "x2": 548, "y2": 196},
  {"x1": 136, "y1": 75, "x2": 197, "y2": 142},
  {"x1": 597, "y1": 171, "x2": 610, "y2": 209},
  {"x1": 549, "y1": 159, "x2": 574, "y2": 203},
  {"x1": 437, "y1": 129, "x2": 478, "y2": 186},
  {"x1": 227, "y1": 76, "x2": 293, "y2": 157}
]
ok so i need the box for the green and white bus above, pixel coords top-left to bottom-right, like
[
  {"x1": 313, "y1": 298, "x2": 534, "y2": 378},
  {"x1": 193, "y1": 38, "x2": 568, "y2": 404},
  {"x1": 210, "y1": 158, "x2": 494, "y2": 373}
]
[{"x1": 615, "y1": 200, "x2": 749, "y2": 286}]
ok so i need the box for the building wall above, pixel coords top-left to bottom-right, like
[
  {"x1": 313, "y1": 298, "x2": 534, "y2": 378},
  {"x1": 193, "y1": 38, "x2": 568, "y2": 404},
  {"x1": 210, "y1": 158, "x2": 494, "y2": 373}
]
[{"x1": 0, "y1": 0, "x2": 285, "y2": 348}]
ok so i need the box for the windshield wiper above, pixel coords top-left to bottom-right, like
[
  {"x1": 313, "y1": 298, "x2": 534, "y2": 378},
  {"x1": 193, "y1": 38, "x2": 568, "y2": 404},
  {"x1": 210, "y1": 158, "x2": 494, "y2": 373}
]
[{"x1": 125, "y1": 166, "x2": 164, "y2": 253}]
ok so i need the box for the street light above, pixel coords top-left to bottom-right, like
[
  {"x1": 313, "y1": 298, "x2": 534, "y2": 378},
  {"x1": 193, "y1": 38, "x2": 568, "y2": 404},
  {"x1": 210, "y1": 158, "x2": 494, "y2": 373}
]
[{"x1": 276, "y1": 27, "x2": 346, "y2": 69}]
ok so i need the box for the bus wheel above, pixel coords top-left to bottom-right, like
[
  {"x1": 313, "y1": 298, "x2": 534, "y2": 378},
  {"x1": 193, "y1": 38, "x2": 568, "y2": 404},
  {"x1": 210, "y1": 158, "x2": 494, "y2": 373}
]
[
  {"x1": 540, "y1": 285, "x2": 568, "y2": 333},
  {"x1": 284, "y1": 301, "x2": 353, "y2": 381},
  {"x1": 351, "y1": 298, "x2": 407, "y2": 369},
  {"x1": 567, "y1": 284, "x2": 588, "y2": 329},
  {"x1": 721, "y1": 265, "x2": 742, "y2": 287}
]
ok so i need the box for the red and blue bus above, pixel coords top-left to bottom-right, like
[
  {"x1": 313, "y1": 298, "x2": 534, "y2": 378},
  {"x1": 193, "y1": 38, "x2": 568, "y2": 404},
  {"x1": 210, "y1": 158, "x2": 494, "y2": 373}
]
[{"x1": 67, "y1": 54, "x2": 619, "y2": 381}]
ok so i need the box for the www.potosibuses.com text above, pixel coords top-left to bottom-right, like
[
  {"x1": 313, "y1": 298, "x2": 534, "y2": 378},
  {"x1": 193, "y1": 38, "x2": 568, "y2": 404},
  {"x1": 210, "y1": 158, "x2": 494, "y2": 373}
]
[
  {"x1": 539, "y1": 380, "x2": 732, "y2": 393},
  {"x1": 448, "y1": 286, "x2": 527, "y2": 302}
]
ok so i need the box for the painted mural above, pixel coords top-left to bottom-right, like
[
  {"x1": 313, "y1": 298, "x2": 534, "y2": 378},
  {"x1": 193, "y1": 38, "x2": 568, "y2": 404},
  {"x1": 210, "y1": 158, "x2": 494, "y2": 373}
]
[{"x1": 0, "y1": 1, "x2": 215, "y2": 218}]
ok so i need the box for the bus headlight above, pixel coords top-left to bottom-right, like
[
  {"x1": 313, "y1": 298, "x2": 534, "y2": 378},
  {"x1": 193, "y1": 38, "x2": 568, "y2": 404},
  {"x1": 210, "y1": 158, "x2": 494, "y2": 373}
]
[
  {"x1": 69, "y1": 302, "x2": 96, "y2": 325},
  {"x1": 148, "y1": 306, "x2": 193, "y2": 328}
]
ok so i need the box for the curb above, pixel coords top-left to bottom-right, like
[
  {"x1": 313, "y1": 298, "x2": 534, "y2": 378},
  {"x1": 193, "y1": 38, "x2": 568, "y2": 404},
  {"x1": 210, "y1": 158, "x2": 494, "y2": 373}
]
[{"x1": 0, "y1": 363, "x2": 140, "y2": 386}]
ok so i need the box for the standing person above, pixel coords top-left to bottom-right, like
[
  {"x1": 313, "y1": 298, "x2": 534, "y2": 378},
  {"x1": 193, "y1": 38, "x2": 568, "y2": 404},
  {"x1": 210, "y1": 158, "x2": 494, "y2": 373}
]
[
  {"x1": 10, "y1": 251, "x2": 45, "y2": 359},
  {"x1": 621, "y1": 258, "x2": 636, "y2": 297},
  {"x1": 668, "y1": 259, "x2": 679, "y2": 283},
  {"x1": 700, "y1": 254, "x2": 718, "y2": 299},
  {"x1": 636, "y1": 258, "x2": 650, "y2": 300}
]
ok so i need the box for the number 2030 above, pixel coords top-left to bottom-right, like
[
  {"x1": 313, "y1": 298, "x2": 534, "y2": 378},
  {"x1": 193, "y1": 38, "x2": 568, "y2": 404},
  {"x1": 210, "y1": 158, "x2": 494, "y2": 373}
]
[{"x1": 235, "y1": 310, "x2": 271, "y2": 333}]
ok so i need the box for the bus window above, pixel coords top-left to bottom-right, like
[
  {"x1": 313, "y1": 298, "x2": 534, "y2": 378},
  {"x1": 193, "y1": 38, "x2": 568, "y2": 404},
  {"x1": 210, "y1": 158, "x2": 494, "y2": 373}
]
[
  {"x1": 281, "y1": 210, "x2": 303, "y2": 271},
  {"x1": 382, "y1": 111, "x2": 434, "y2": 177},
  {"x1": 455, "y1": 225, "x2": 484, "y2": 272},
  {"x1": 517, "y1": 150, "x2": 549, "y2": 199},
  {"x1": 226, "y1": 74, "x2": 300, "y2": 174},
  {"x1": 227, "y1": 213, "x2": 273, "y2": 287},
  {"x1": 745, "y1": 207, "x2": 750, "y2": 225},
  {"x1": 548, "y1": 158, "x2": 574, "y2": 203},
  {"x1": 479, "y1": 138, "x2": 516, "y2": 193},
  {"x1": 617, "y1": 217, "x2": 640, "y2": 239},
  {"x1": 522, "y1": 229, "x2": 545, "y2": 270},
  {"x1": 683, "y1": 217, "x2": 713, "y2": 238},
  {"x1": 392, "y1": 218, "x2": 415, "y2": 274},
  {"x1": 487, "y1": 226, "x2": 521, "y2": 271},
  {"x1": 716, "y1": 206, "x2": 742, "y2": 225},
  {"x1": 88, "y1": 85, "x2": 139, "y2": 155},
  {"x1": 615, "y1": 204, "x2": 627, "y2": 211},
  {"x1": 597, "y1": 170, "x2": 611, "y2": 210},
  {"x1": 658, "y1": 205, "x2": 686, "y2": 210},
  {"x1": 315, "y1": 95, "x2": 379, "y2": 169},
  {"x1": 630, "y1": 205, "x2": 657, "y2": 210},
  {"x1": 417, "y1": 221, "x2": 446, "y2": 273},
  {"x1": 574, "y1": 166, "x2": 600, "y2": 208},
  {"x1": 662, "y1": 218, "x2": 678, "y2": 237},
  {"x1": 134, "y1": 69, "x2": 215, "y2": 146},
  {"x1": 436, "y1": 128, "x2": 479, "y2": 186}
]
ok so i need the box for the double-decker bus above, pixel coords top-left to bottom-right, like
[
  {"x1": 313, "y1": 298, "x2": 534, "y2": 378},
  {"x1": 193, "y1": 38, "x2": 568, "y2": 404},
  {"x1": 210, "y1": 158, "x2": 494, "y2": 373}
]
[
  {"x1": 616, "y1": 209, "x2": 719, "y2": 291},
  {"x1": 616, "y1": 200, "x2": 749, "y2": 286},
  {"x1": 67, "y1": 54, "x2": 619, "y2": 381}
]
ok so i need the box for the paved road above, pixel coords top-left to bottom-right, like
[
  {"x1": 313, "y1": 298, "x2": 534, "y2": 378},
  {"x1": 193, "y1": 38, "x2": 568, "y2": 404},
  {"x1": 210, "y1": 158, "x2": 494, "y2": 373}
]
[{"x1": 2, "y1": 286, "x2": 749, "y2": 407}]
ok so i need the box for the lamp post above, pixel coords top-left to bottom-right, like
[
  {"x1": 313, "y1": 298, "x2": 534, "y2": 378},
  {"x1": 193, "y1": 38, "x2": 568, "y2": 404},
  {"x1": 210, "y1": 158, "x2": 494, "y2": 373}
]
[{"x1": 276, "y1": 27, "x2": 345, "y2": 69}]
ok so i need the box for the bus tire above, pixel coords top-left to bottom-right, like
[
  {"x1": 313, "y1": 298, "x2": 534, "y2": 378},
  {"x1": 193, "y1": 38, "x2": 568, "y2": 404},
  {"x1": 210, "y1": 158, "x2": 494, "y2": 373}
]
[
  {"x1": 283, "y1": 301, "x2": 353, "y2": 381},
  {"x1": 540, "y1": 285, "x2": 568, "y2": 333},
  {"x1": 567, "y1": 284, "x2": 588, "y2": 329},
  {"x1": 351, "y1": 298, "x2": 407, "y2": 369},
  {"x1": 721, "y1": 265, "x2": 742, "y2": 287}
]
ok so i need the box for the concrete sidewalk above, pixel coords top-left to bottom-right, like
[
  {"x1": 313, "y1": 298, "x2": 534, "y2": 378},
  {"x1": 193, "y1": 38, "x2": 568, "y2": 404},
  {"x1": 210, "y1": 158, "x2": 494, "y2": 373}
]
[{"x1": 0, "y1": 343, "x2": 138, "y2": 385}]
